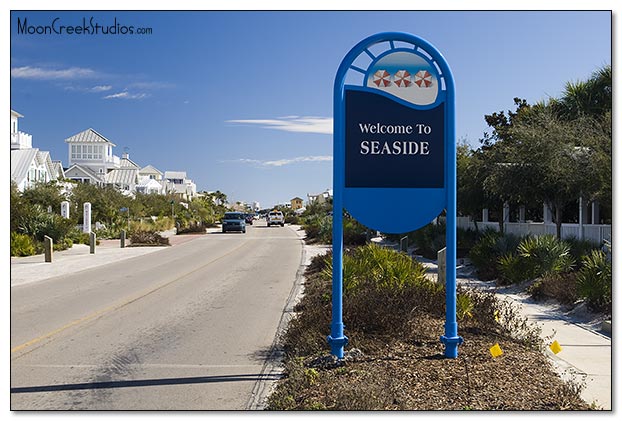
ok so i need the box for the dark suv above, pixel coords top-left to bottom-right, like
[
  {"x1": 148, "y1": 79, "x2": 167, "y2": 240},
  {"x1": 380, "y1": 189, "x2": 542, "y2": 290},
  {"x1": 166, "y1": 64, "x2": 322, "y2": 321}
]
[{"x1": 222, "y1": 212, "x2": 246, "y2": 233}]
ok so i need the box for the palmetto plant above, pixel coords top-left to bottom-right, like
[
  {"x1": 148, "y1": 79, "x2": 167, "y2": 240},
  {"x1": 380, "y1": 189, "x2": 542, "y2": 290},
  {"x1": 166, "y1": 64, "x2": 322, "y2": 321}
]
[
  {"x1": 576, "y1": 248, "x2": 611, "y2": 313},
  {"x1": 517, "y1": 235, "x2": 574, "y2": 277}
]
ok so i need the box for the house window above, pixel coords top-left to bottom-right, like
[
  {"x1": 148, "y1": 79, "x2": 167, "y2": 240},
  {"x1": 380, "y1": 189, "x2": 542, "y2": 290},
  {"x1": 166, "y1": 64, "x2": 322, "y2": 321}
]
[{"x1": 71, "y1": 144, "x2": 103, "y2": 160}]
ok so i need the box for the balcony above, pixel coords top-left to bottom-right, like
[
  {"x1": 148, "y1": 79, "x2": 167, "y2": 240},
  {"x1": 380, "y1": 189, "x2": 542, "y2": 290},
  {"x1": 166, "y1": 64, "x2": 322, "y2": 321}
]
[
  {"x1": 10, "y1": 131, "x2": 32, "y2": 150},
  {"x1": 106, "y1": 155, "x2": 121, "y2": 167}
]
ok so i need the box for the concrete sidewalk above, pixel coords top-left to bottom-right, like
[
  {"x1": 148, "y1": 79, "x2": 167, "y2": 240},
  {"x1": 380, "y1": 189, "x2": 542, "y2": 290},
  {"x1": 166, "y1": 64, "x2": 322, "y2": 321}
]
[
  {"x1": 417, "y1": 257, "x2": 612, "y2": 410},
  {"x1": 10, "y1": 229, "x2": 217, "y2": 287}
]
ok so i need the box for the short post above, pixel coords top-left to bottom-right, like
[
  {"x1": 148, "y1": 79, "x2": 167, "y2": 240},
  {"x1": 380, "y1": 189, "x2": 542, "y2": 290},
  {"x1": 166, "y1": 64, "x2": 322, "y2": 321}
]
[
  {"x1": 83, "y1": 202, "x2": 92, "y2": 233},
  {"x1": 61, "y1": 201, "x2": 70, "y2": 219},
  {"x1": 438, "y1": 247, "x2": 446, "y2": 285},
  {"x1": 400, "y1": 236, "x2": 408, "y2": 253},
  {"x1": 120, "y1": 230, "x2": 126, "y2": 248},
  {"x1": 90, "y1": 232, "x2": 96, "y2": 254},
  {"x1": 44, "y1": 235, "x2": 53, "y2": 262}
]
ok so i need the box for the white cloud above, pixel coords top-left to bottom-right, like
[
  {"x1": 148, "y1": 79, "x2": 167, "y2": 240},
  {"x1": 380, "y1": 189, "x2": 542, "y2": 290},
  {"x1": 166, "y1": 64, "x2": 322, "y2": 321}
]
[
  {"x1": 11, "y1": 66, "x2": 98, "y2": 80},
  {"x1": 103, "y1": 91, "x2": 148, "y2": 100},
  {"x1": 227, "y1": 156, "x2": 332, "y2": 167},
  {"x1": 90, "y1": 85, "x2": 112, "y2": 92},
  {"x1": 226, "y1": 116, "x2": 333, "y2": 135}
]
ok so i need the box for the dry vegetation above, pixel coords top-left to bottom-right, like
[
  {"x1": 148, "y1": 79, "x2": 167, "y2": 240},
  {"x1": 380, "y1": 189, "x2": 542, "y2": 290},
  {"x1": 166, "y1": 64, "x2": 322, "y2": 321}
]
[{"x1": 266, "y1": 247, "x2": 590, "y2": 411}]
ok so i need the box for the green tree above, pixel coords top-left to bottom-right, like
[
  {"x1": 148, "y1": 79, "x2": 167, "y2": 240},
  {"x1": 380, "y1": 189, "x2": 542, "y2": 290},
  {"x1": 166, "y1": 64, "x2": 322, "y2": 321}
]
[
  {"x1": 20, "y1": 181, "x2": 67, "y2": 213},
  {"x1": 69, "y1": 183, "x2": 129, "y2": 227},
  {"x1": 553, "y1": 65, "x2": 612, "y2": 120},
  {"x1": 505, "y1": 107, "x2": 601, "y2": 238}
]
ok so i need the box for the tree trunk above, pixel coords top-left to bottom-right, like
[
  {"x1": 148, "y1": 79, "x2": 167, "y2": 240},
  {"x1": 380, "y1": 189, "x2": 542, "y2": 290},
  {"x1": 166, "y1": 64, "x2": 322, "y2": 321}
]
[{"x1": 555, "y1": 205, "x2": 563, "y2": 240}]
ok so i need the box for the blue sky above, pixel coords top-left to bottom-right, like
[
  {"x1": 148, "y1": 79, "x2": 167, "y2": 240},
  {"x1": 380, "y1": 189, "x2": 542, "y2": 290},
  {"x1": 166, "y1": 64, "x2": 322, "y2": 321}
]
[{"x1": 9, "y1": 10, "x2": 612, "y2": 208}]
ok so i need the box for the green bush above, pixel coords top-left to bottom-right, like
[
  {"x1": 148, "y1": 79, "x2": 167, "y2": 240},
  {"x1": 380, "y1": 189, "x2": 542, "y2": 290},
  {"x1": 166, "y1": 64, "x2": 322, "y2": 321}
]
[
  {"x1": 410, "y1": 221, "x2": 446, "y2": 259},
  {"x1": 321, "y1": 243, "x2": 442, "y2": 335},
  {"x1": 324, "y1": 243, "x2": 432, "y2": 294},
  {"x1": 517, "y1": 235, "x2": 574, "y2": 277},
  {"x1": 11, "y1": 232, "x2": 36, "y2": 256},
  {"x1": 469, "y1": 230, "x2": 522, "y2": 281},
  {"x1": 53, "y1": 237, "x2": 73, "y2": 251},
  {"x1": 303, "y1": 215, "x2": 366, "y2": 246},
  {"x1": 16, "y1": 205, "x2": 75, "y2": 243},
  {"x1": 498, "y1": 252, "x2": 529, "y2": 285},
  {"x1": 69, "y1": 229, "x2": 92, "y2": 245},
  {"x1": 576, "y1": 249, "x2": 611, "y2": 313},
  {"x1": 564, "y1": 236, "x2": 600, "y2": 267}
]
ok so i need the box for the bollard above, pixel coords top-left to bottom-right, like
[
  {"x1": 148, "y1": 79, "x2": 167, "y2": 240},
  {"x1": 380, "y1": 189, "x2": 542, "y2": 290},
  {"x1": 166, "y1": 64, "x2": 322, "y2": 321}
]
[
  {"x1": 44, "y1": 235, "x2": 53, "y2": 263},
  {"x1": 120, "y1": 230, "x2": 126, "y2": 248},
  {"x1": 400, "y1": 236, "x2": 408, "y2": 253},
  {"x1": 438, "y1": 247, "x2": 447, "y2": 285},
  {"x1": 90, "y1": 232, "x2": 96, "y2": 254}
]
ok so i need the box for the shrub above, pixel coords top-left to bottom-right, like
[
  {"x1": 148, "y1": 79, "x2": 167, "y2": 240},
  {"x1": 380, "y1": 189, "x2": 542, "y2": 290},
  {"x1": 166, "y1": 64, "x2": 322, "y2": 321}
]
[
  {"x1": 343, "y1": 218, "x2": 367, "y2": 246},
  {"x1": 456, "y1": 292, "x2": 475, "y2": 320},
  {"x1": 303, "y1": 214, "x2": 332, "y2": 244},
  {"x1": 576, "y1": 249, "x2": 611, "y2": 313},
  {"x1": 304, "y1": 215, "x2": 367, "y2": 246},
  {"x1": 69, "y1": 229, "x2": 92, "y2": 245},
  {"x1": 321, "y1": 243, "x2": 443, "y2": 335},
  {"x1": 517, "y1": 235, "x2": 574, "y2": 277},
  {"x1": 528, "y1": 272, "x2": 578, "y2": 306},
  {"x1": 16, "y1": 205, "x2": 75, "y2": 243},
  {"x1": 498, "y1": 252, "x2": 529, "y2": 285},
  {"x1": 11, "y1": 232, "x2": 36, "y2": 256},
  {"x1": 129, "y1": 229, "x2": 170, "y2": 246},
  {"x1": 565, "y1": 236, "x2": 600, "y2": 267},
  {"x1": 53, "y1": 237, "x2": 73, "y2": 251},
  {"x1": 176, "y1": 221, "x2": 206, "y2": 234},
  {"x1": 410, "y1": 221, "x2": 446, "y2": 259},
  {"x1": 469, "y1": 230, "x2": 522, "y2": 281}
]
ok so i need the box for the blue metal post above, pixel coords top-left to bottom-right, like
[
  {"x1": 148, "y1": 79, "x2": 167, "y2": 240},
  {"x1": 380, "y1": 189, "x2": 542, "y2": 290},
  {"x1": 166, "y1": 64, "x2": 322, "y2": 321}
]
[
  {"x1": 440, "y1": 74, "x2": 463, "y2": 358},
  {"x1": 328, "y1": 79, "x2": 348, "y2": 358}
]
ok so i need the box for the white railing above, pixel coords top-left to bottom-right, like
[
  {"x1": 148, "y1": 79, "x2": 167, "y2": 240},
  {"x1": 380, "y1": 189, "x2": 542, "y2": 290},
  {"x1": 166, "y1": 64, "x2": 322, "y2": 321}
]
[
  {"x1": 457, "y1": 217, "x2": 611, "y2": 245},
  {"x1": 10, "y1": 131, "x2": 32, "y2": 149}
]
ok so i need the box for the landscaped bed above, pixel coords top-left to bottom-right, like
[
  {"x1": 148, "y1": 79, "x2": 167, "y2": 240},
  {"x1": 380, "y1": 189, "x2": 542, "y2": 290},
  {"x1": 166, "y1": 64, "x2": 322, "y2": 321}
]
[{"x1": 266, "y1": 244, "x2": 591, "y2": 410}]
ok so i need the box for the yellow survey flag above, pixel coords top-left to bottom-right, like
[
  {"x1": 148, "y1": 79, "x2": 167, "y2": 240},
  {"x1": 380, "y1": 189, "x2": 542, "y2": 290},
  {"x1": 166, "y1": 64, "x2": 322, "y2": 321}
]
[
  {"x1": 549, "y1": 340, "x2": 562, "y2": 354},
  {"x1": 490, "y1": 343, "x2": 503, "y2": 358}
]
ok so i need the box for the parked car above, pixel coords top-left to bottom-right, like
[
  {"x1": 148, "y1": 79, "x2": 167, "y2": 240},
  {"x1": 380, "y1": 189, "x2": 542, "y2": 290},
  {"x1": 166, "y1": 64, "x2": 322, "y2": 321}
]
[
  {"x1": 222, "y1": 212, "x2": 246, "y2": 233},
  {"x1": 245, "y1": 213, "x2": 254, "y2": 225},
  {"x1": 267, "y1": 210, "x2": 285, "y2": 227}
]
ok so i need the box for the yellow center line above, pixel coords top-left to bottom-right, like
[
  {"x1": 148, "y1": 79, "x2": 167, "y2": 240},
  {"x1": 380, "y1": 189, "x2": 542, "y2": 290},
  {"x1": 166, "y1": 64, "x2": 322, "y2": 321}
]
[{"x1": 11, "y1": 240, "x2": 251, "y2": 356}]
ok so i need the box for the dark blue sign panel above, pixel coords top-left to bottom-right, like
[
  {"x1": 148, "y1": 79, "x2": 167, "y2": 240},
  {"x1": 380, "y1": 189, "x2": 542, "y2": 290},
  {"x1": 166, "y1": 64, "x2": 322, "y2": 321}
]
[{"x1": 345, "y1": 88, "x2": 444, "y2": 188}]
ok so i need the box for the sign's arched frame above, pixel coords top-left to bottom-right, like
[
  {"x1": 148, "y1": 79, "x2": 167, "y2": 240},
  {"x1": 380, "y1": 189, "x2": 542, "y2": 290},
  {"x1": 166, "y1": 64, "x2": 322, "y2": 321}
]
[{"x1": 330, "y1": 32, "x2": 463, "y2": 359}]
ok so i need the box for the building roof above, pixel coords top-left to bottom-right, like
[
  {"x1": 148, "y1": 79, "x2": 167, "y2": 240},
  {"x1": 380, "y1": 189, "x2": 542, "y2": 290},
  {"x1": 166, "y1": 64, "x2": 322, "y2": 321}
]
[
  {"x1": 11, "y1": 109, "x2": 24, "y2": 118},
  {"x1": 11, "y1": 148, "x2": 39, "y2": 185},
  {"x1": 291, "y1": 197, "x2": 303, "y2": 201},
  {"x1": 164, "y1": 171, "x2": 187, "y2": 180},
  {"x1": 64, "y1": 128, "x2": 116, "y2": 146},
  {"x1": 65, "y1": 164, "x2": 105, "y2": 183},
  {"x1": 51, "y1": 161, "x2": 65, "y2": 179},
  {"x1": 105, "y1": 168, "x2": 138, "y2": 186},
  {"x1": 139, "y1": 164, "x2": 163, "y2": 176},
  {"x1": 36, "y1": 150, "x2": 57, "y2": 181},
  {"x1": 120, "y1": 155, "x2": 140, "y2": 169},
  {"x1": 137, "y1": 176, "x2": 163, "y2": 189}
]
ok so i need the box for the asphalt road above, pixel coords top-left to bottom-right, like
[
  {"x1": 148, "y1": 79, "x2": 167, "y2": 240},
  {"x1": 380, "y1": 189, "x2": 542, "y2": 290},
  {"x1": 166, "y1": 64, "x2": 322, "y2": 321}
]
[{"x1": 11, "y1": 221, "x2": 303, "y2": 410}]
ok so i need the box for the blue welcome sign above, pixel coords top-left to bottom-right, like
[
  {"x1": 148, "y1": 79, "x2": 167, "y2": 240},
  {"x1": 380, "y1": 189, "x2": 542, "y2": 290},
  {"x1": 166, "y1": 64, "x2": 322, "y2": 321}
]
[{"x1": 330, "y1": 32, "x2": 463, "y2": 359}]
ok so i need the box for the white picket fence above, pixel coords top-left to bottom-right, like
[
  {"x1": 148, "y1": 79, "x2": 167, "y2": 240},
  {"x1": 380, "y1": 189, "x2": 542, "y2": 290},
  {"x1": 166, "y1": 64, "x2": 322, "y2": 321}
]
[{"x1": 456, "y1": 217, "x2": 611, "y2": 245}]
